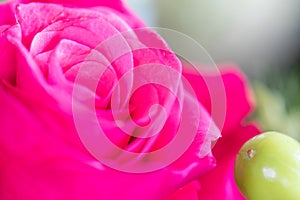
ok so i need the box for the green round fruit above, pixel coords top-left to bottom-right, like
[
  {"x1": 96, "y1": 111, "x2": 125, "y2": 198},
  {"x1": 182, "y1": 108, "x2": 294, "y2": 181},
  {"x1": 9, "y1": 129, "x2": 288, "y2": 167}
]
[{"x1": 235, "y1": 131, "x2": 300, "y2": 200}]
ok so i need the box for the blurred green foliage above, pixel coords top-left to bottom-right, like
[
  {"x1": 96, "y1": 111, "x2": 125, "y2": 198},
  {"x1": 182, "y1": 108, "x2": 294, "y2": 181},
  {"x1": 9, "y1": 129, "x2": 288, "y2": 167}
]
[
  {"x1": 254, "y1": 65, "x2": 300, "y2": 140},
  {"x1": 265, "y1": 65, "x2": 300, "y2": 110}
]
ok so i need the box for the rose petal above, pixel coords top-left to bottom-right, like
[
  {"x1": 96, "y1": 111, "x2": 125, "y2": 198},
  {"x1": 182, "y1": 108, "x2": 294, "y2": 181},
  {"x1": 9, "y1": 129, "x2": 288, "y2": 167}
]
[
  {"x1": 212, "y1": 123, "x2": 260, "y2": 163},
  {"x1": 4, "y1": 24, "x2": 47, "y2": 92},
  {"x1": 3, "y1": 24, "x2": 77, "y2": 114},
  {"x1": 198, "y1": 157, "x2": 246, "y2": 200},
  {"x1": 16, "y1": 0, "x2": 145, "y2": 28},
  {"x1": 0, "y1": 25, "x2": 18, "y2": 83},
  {"x1": 198, "y1": 123, "x2": 260, "y2": 200},
  {"x1": 168, "y1": 181, "x2": 200, "y2": 200},
  {"x1": 0, "y1": 3, "x2": 223, "y2": 199},
  {"x1": 29, "y1": 13, "x2": 123, "y2": 53},
  {"x1": 0, "y1": 82, "x2": 218, "y2": 200},
  {"x1": 18, "y1": 0, "x2": 123, "y2": 8},
  {"x1": 15, "y1": 2, "x2": 143, "y2": 48},
  {"x1": 0, "y1": 1, "x2": 15, "y2": 25},
  {"x1": 182, "y1": 63, "x2": 255, "y2": 134}
]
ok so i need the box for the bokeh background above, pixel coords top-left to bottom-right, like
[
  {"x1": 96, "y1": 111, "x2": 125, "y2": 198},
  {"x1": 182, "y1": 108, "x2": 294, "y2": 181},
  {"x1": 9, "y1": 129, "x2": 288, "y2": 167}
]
[{"x1": 128, "y1": 0, "x2": 300, "y2": 140}]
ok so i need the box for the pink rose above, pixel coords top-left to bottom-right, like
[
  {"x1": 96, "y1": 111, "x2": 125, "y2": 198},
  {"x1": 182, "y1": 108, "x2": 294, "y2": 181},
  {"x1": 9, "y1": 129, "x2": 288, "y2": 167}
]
[
  {"x1": 169, "y1": 64, "x2": 260, "y2": 199},
  {"x1": 0, "y1": 0, "x2": 222, "y2": 199}
]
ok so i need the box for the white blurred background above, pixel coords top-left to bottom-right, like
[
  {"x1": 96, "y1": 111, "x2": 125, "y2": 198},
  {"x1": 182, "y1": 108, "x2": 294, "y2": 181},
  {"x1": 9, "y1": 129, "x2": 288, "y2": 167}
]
[{"x1": 127, "y1": 0, "x2": 300, "y2": 78}]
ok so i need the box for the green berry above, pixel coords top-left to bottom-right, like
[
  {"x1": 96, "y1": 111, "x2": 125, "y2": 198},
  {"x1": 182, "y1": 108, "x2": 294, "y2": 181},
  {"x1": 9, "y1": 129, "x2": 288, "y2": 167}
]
[{"x1": 235, "y1": 131, "x2": 300, "y2": 200}]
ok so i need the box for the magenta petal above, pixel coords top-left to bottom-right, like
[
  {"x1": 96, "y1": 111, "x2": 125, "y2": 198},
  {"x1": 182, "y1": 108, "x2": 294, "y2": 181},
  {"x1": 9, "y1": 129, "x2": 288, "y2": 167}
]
[
  {"x1": 0, "y1": 2, "x2": 225, "y2": 199},
  {"x1": 92, "y1": 5, "x2": 145, "y2": 29},
  {"x1": 198, "y1": 157, "x2": 246, "y2": 200},
  {"x1": 2, "y1": 24, "x2": 48, "y2": 95},
  {"x1": 8, "y1": 27, "x2": 49, "y2": 96},
  {"x1": 182, "y1": 62, "x2": 260, "y2": 198},
  {"x1": 213, "y1": 123, "x2": 260, "y2": 163},
  {"x1": 16, "y1": 0, "x2": 126, "y2": 13},
  {"x1": 0, "y1": 82, "x2": 218, "y2": 199},
  {"x1": 15, "y1": 0, "x2": 145, "y2": 28},
  {"x1": 0, "y1": 25, "x2": 18, "y2": 83},
  {"x1": 16, "y1": 3, "x2": 64, "y2": 47},
  {"x1": 16, "y1": 3, "x2": 121, "y2": 48},
  {"x1": 198, "y1": 124, "x2": 260, "y2": 199},
  {"x1": 168, "y1": 181, "x2": 200, "y2": 200},
  {"x1": 0, "y1": 1, "x2": 16, "y2": 25},
  {"x1": 15, "y1": 2, "x2": 143, "y2": 48},
  {"x1": 182, "y1": 63, "x2": 255, "y2": 134},
  {"x1": 3, "y1": 24, "x2": 74, "y2": 114}
]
